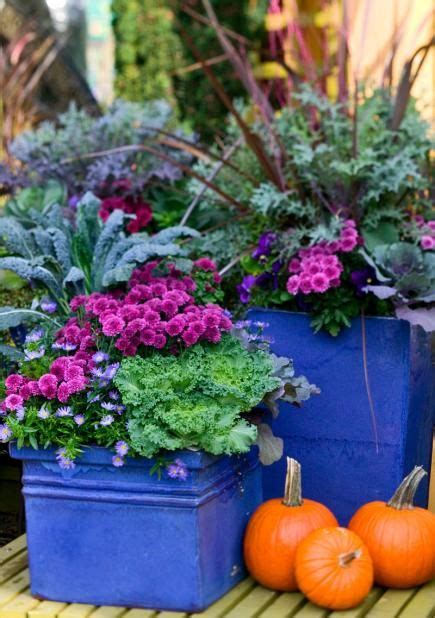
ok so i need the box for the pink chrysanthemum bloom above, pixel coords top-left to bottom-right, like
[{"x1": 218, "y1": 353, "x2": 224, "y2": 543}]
[
  {"x1": 286, "y1": 275, "x2": 300, "y2": 295},
  {"x1": 194, "y1": 257, "x2": 217, "y2": 272},
  {"x1": 165, "y1": 316, "x2": 185, "y2": 337},
  {"x1": 288, "y1": 258, "x2": 301, "y2": 273},
  {"x1": 299, "y1": 277, "x2": 313, "y2": 295},
  {"x1": 4, "y1": 394, "x2": 24, "y2": 411},
  {"x1": 38, "y1": 374, "x2": 58, "y2": 399},
  {"x1": 101, "y1": 316, "x2": 125, "y2": 337},
  {"x1": 311, "y1": 272, "x2": 330, "y2": 293},
  {"x1": 421, "y1": 235, "x2": 434, "y2": 250},
  {"x1": 5, "y1": 374, "x2": 25, "y2": 393}
]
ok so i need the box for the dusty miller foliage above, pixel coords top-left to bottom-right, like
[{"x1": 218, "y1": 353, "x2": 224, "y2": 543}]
[
  {"x1": 8, "y1": 100, "x2": 192, "y2": 195},
  {"x1": 188, "y1": 87, "x2": 432, "y2": 267}
]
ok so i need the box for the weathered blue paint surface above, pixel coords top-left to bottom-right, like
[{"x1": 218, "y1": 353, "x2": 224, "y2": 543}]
[
  {"x1": 248, "y1": 309, "x2": 433, "y2": 524},
  {"x1": 10, "y1": 445, "x2": 262, "y2": 612}
]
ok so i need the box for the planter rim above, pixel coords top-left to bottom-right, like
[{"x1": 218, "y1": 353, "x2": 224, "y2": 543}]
[
  {"x1": 9, "y1": 442, "x2": 222, "y2": 470},
  {"x1": 250, "y1": 307, "x2": 404, "y2": 325}
]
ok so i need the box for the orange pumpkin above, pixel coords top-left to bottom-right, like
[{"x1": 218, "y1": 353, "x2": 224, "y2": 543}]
[
  {"x1": 295, "y1": 527, "x2": 374, "y2": 610},
  {"x1": 349, "y1": 466, "x2": 435, "y2": 588},
  {"x1": 243, "y1": 457, "x2": 337, "y2": 591}
]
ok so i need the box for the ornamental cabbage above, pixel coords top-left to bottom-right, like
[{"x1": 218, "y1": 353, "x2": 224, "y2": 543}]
[{"x1": 115, "y1": 335, "x2": 281, "y2": 458}]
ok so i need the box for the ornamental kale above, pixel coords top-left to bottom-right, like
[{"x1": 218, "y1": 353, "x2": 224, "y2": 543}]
[
  {"x1": 114, "y1": 334, "x2": 312, "y2": 463},
  {"x1": 0, "y1": 193, "x2": 198, "y2": 331},
  {"x1": 8, "y1": 100, "x2": 189, "y2": 196}
]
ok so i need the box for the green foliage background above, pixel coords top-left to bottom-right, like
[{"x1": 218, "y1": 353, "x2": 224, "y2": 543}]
[{"x1": 111, "y1": 0, "x2": 267, "y2": 136}]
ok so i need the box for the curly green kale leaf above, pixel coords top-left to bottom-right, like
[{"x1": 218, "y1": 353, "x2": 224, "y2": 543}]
[{"x1": 114, "y1": 335, "x2": 280, "y2": 458}]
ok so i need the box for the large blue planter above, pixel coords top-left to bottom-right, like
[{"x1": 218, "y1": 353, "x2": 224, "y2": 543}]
[
  {"x1": 248, "y1": 309, "x2": 433, "y2": 524},
  {"x1": 10, "y1": 445, "x2": 262, "y2": 612}
]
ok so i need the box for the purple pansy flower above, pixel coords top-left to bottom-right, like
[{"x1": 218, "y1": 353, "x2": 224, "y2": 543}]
[
  {"x1": 251, "y1": 232, "x2": 276, "y2": 261},
  {"x1": 350, "y1": 267, "x2": 377, "y2": 296},
  {"x1": 236, "y1": 275, "x2": 257, "y2": 304}
]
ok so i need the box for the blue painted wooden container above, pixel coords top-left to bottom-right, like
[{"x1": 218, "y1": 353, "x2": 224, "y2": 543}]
[
  {"x1": 10, "y1": 445, "x2": 262, "y2": 612},
  {"x1": 248, "y1": 309, "x2": 433, "y2": 525}
]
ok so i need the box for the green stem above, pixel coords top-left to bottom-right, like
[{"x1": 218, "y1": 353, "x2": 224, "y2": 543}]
[
  {"x1": 387, "y1": 466, "x2": 427, "y2": 510},
  {"x1": 282, "y1": 457, "x2": 303, "y2": 507}
]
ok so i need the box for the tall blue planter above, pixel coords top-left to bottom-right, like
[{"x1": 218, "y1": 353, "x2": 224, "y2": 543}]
[
  {"x1": 10, "y1": 445, "x2": 262, "y2": 612},
  {"x1": 248, "y1": 309, "x2": 433, "y2": 524}
]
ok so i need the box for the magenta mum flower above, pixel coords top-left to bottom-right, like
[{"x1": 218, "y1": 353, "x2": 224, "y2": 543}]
[
  {"x1": 5, "y1": 374, "x2": 25, "y2": 393},
  {"x1": 5, "y1": 393, "x2": 24, "y2": 410},
  {"x1": 311, "y1": 272, "x2": 330, "y2": 293},
  {"x1": 102, "y1": 316, "x2": 125, "y2": 337}
]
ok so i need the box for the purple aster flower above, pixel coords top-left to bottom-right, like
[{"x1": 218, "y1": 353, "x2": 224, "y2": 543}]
[
  {"x1": 74, "y1": 414, "x2": 85, "y2": 426},
  {"x1": 55, "y1": 448, "x2": 76, "y2": 470},
  {"x1": 98, "y1": 378, "x2": 111, "y2": 388},
  {"x1": 109, "y1": 391, "x2": 120, "y2": 401},
  {"x1": 101, "y1": 401, "x2": 117, "y2": 411},
  {"x1": 100, "y1": 415, "x2": 114, "y2": 426},
  {"x1": 167, "y1": 459, "x2": 188, "y2": 481},
  {"x1": 24, "y1": 347, "x2": 46, "y2": 361},
  {"x1": 112, "y1": 455, "x2": 125, "y2": 467},
  {"x1": 25, "y1": 329, "x2": 44, "y2": 344},
  {"x1": 91, "y1": 367, "x2": 105, "y2": 378},
  {"x1": 15, "y1": 407, "x2": 25, "y2": 421},
  {"x1": 37, "y1": 405, "x2": 50, "y2": 420},
  {"x1": 0, "y1": 424, "x2": 12, "y2": 442},
  {"x1": 116, "y1": 405, "x2": 126, "y2": 415},
  {"x1": 103, "y1": 363, "x2": 120, "y2": 381},
  {"x1": 56, "y1": 406, "x2": 73, "y2": 417},
  {"x1": 236, "y1": 275, "x2": 257, "y2": 305},
  {"x1": 115, "y1": 440, "x2": 129, "y2": 456},
  {"x1": 52, "y1": 342, "x2": 77, "y2": 351},
  {"x1": 40, "y1": 297, "x2": 57, "y2": 314},
  {"x1": 92, "y1": 351, "x2": 110, "y2": 364},
  {"x1": 251, "y1": 232, "x2": 276, "y2": 261},
  {"x1": 350, "y1": 267, "x2": 377, "y2": 296}
]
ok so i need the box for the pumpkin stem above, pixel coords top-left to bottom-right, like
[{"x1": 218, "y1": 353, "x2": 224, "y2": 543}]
[
  {"x1": 282, "y1": 457, "x2": 303, "y2": 507},
  {"x1": 339, "y1": 549, "x2": 361, "y2": 567},
  {"x1": 387, "y1": 466, "x2": 427, "y2": 510}
]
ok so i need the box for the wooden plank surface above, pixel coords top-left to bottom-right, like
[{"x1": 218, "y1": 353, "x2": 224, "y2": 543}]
[{"x1": 0, "y1": 538, "x2": 433, "y2": 617}]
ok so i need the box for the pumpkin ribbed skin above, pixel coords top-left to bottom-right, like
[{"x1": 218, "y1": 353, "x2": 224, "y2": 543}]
[
  {"x1": 244, "y1": 497, "x2": 338, "y2": 590},
  {"x1": 295, "y1": 527, "x2": 374, "y2": 610},
  {"x1": 349, "y1": 501, "x2": 435, "y2": 588},
  {"x1": 349, "y1": 466, "x2": 435, "y2": 589}
]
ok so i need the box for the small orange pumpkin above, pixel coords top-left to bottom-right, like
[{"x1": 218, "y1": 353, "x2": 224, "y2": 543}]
[
  {"x1": 243, "y1": 457, "x2": 338, "y2": 591},
  {"x1": 295, "y1": 527, "x2": 373, "y2": 610},
  {"x1": 349, "y1": 466, "x2": 435, "y2": 588}
]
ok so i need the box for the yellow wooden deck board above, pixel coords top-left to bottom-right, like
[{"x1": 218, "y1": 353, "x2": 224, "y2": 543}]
[
  {"x1": 328, "y1": 588, "x2": 385, "y2": 618},
  {"x1": 0, "y1": 554, "x2": 28, "y2": 587},
  {"x1": 0, "y1": 569, "x2": 30, "y2": 606},
  {"x1": 258, "y1": 591, "x2": 305, "y2": 617},
  {"x1": 0, "y1": 539, "x2": 433, "y2": 617},
  {"x1": 28, "y1": 601, "x2": 68, "y2": 618},
  {"x1": 224, "y1": 585, "x2": 279, "y2": 617},
  {"x1": 0, "y1": 539, "x2": 26, "y2": 567},
  {"x1": 191, "y1": 577, "x2": 256, "y2": 617},
  {"x1": 0, "y1": 588, "x2": 39, "y2": 618},
  {"x1": 58, "y1": 604, "x2": 96, "y2": 618},
  {"x1": 397, "y1": 580, "x2": 435, "y2": 618},
  {"x1": 122, "y1": 609, "x2": 156, "y2": 618}
]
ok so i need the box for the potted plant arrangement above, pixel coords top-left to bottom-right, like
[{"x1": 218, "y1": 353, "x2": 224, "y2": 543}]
[
  {"x1": 176, "y1": 5, "x2": 434, "y2": 523},
  {"x1": 0, "y1": 246, "x2": 317, "y2": 611}
]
